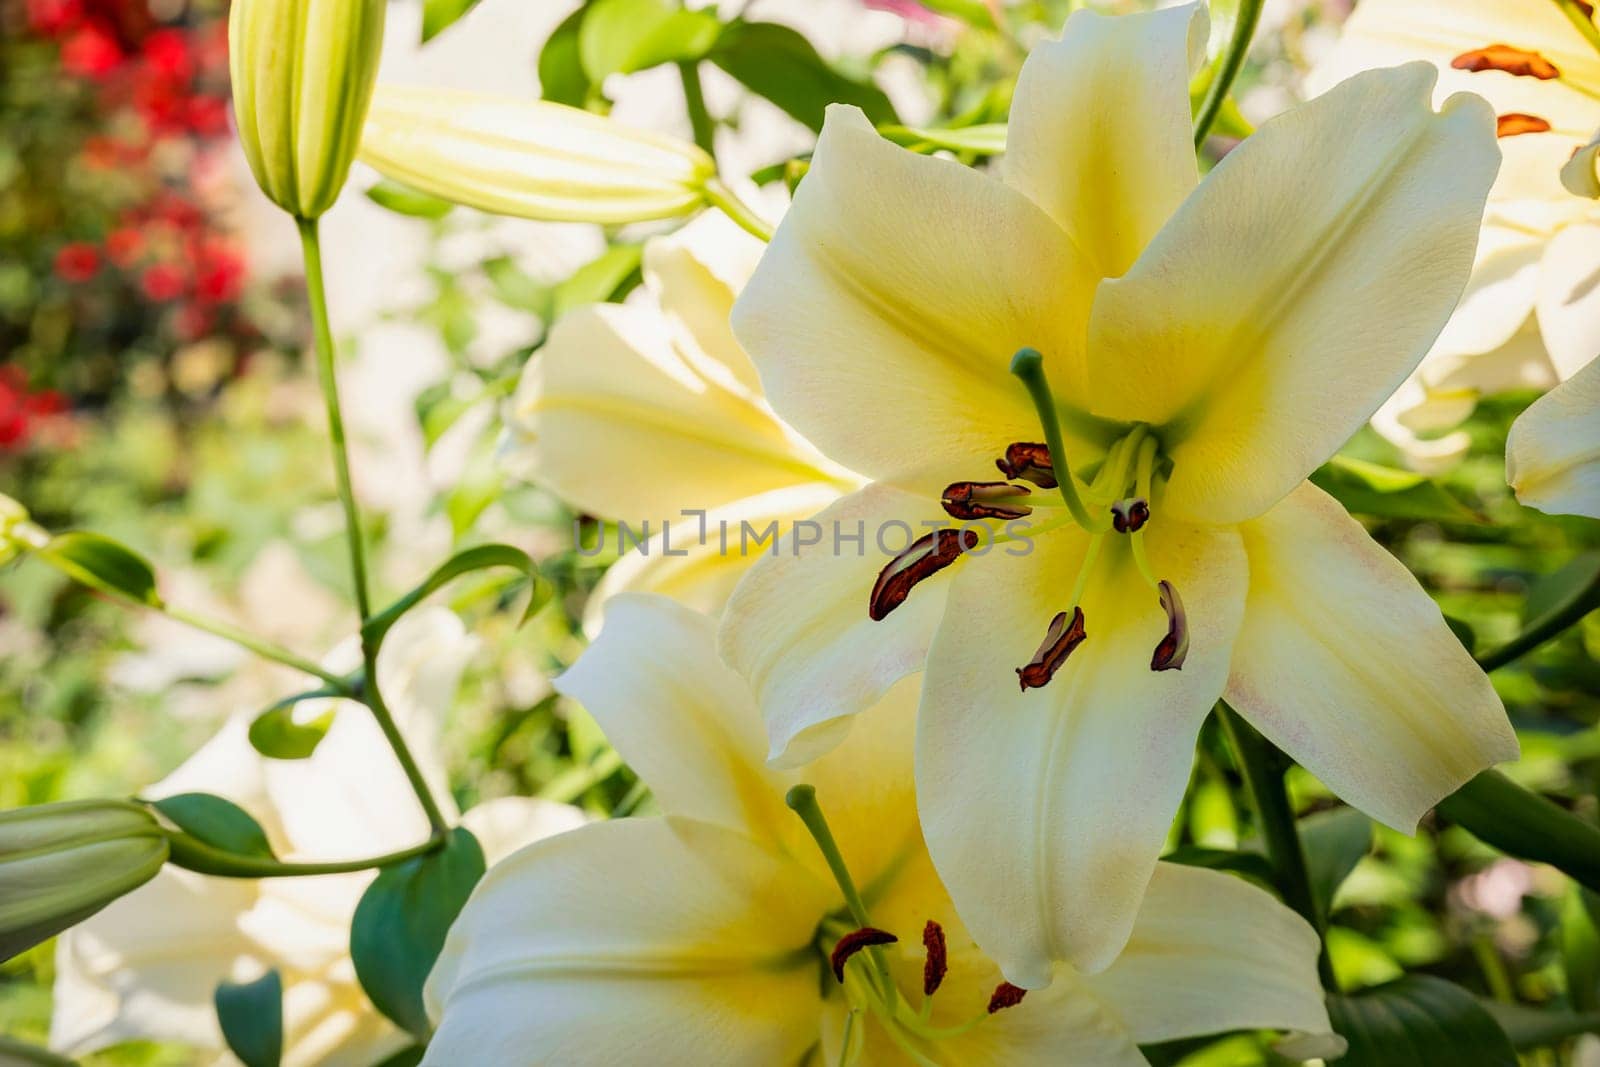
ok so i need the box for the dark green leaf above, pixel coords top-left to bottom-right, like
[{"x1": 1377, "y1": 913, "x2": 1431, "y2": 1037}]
[
  {"x1": 370, "y1": 1046, "x2": 427, "y2": 1067},
  {"x1": 1522, "y1": 552, "x2": 1600, "y2": 626},
  {"x1": 1444, "y1": 614, "x2": 1477, "y2": 654},
  {"x1": 215, "y1": 970, "x2": 283, "y2": 1067},
  {"x1": 421, "y1": 0, "x2": 482, "y2": 41},
  {"x1": 1440, "y1": 771, "x2": 1600, "y2": 894},
  {"x1": 351, "y1": 827, "x2": 486, "y2": 1036},
  {"x1": 248, "y1": 688, "x2": 340, "y2": 761},
  {"x1": 1310, "y1": 455, "x2": 1484, "y2": 524},
  {"x1": 1328, "y1": 976, "x2": 1516, "y2": 1066},
  {"x1": 365, "y1": 179, "x2": 455, "y2": 220},
  {"x1": 579, "y1": 0, "x2": 721, "y2": 82},
  {"x1": 1161, "y1": 845, "x2": 1275, "y2": 887},
  {"x1": 1301, "y1": 806, "x2": 1372, "y2": 914},
  {"x1": 363, "y1": 544, "x2": 549, "y2": 652},
  {"x1": 539, "y1": 8, "x2": 592, "y2": 107},
  {"x1": 1565, "y1": 886, "x2": 1600, "y2": 1011},
  {"x1": 37, "y1": 531, "x2": 162, "y2": 606},
  {"x1": 709, "y1": 21, "x2": 898, "y2": 133},
  {"x1": 1483, "y1": 999, "x2": 1600, "y2": 1050},
  {"x1": 152, "y1": 793, "x2": 275, "y2": 861}
]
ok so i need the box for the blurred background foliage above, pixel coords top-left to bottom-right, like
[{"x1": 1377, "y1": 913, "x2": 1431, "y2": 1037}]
[{"x1": 2, "y1": 0, "x2": 1599, "y2": 1063}]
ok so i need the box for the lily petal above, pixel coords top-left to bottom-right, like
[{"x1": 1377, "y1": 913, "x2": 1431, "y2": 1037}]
[
  {"x1": 1087, "y1": 63, "x2": 1499, "y2": 524},
  {"x1": 423, "y1": 817, "x2": 827, "y2": 1067},
  {"x1": 731, "y1": 105, "x2": 1099, "y2": 491},
  {"x1": 1535, "y1": 223, "x2": 1600, "y2": 380},
  {"x1": 1004, "y1": 3, "x2": 1205, "y2": 278},
  {"x1": 557, "y1": 595, "x2": 788, "y2": 840},
  {"x1": 1507, "y1": 352, "x2": 1600, "y2": 519},
  {"x1": 1226, "y1": 483, "x2": 1518, "y2": 831},
  {"x1": 917, "y1": 521, "x2": 1247, "y2": 983},
  {"x1": 1086, "y1": 862, "x2": 1331, "y2": 1043},
  {"x1": 718, "y1": 483, "x2": 960, "y2": 769}
]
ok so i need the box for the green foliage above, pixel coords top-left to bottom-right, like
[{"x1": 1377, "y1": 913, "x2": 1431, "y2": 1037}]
[
  {"x1": 363, "y1": 544, "x2": 549, "y2": 652},
  {"x1": 1328, "y1": 976, "x2": 1517, "y2": 1065},
  {"x1": 578, "y1": 0, "x2": 721, "y2": 83},
  {"x1": 350, "y1": 827, "x2": 486, "y2": 1037},
  {"x1": 248, "y1": 688, "x2": 341, "y2": 760},
  {"x1": 1301, "y1": 806, "x2": 1372, "y2": 915},
  {"x1": 36, "y1": 531, "x2": 162, "y2": 607},
  {"x1": 152, "y1": 793, "x2": 277, "y2": 866},
  {"x1": 421, "y1": 0, "x2": 484, "y2": 42},
  {"x1": 214, "y1": 971, "x2": 283, "y2": 1067},
  {"x1": 709, "y1": 22, "x2": 900, "y2": 132}
]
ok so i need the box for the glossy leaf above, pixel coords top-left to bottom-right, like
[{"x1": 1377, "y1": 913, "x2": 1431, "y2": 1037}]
[
  {"x1": 37, "y1": 531, "x2": 162, "y2": 606},
  {"x1": 1483, "y1": 999, "x2": 1600, "y2": 1050},
  {"x1": 709, "y1": 21, "x2": 898, "y2": 132},
  {"x1": 248, "y1": 688, "x2": 341, "y2": 761},
  {"x1": 351, "y1": 827, "x2": 485, "y2": 1036},
  {"x1": 363, "y1": 543, "x2": 549, "y2": 652},
  {"x1": 579, "y1": 0, "x2": 721, "y2": 82},
  {"x1": 215, "y1": 970, "x2": 283, "y2": 1067},
  {"x1": 1301, "y1": 806, "x2": 1372, "y2": 914},
  {"x1": 1310, "y1": 455, "x2": 1484, "y2": 524},
  {"x1": 365, "y1": 179, "x2": 454, "y2": 220},
  {"x1": 538, "y1": 7, "x2": 591, "y2": 107},
  {"x1": 151, "y1": 793, "x2": 276, "y2": 861},
  {"x1": 1329, "y1": 976, "x2": 1516, "y2": 1066},
  {"x1": 1565, "y1": 885, "x2": 1600, "y2": 1011}
]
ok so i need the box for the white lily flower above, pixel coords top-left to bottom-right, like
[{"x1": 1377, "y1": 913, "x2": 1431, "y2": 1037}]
[
  {"x1": 718, "y1": 4, "x2": 1517, "y2": 983},
  {"x1": 502, "y1": 212, "x2": 862, "y2": 620},
  {"x1": 424, "y1": 595, "x2": 1333, "y2": 1066},
  {"x1": 1308, "y1": 0, "x2": 1600, "y2": 474},
  {"x1": 50, "y1": 609, "x2": 586, "y2": 1066}
]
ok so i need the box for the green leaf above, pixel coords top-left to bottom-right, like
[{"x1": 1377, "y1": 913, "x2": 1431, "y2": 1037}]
[
  {"x1": 877, "y1": 123, "x2": 1006, "y2": 156},
  {"x1": 915, "y1": 0, "x2": 996, "y2": 28},
  {"x1": 709, "y1": 21, "x2": 898, "y2": 133},
  {"x1": 351, "y1": 827, "x2": 486, "y2": 1036},
  {"x1": 1310, "y1": 455, "x2": 1484, "y2": 524},
  {"x1": 0, "y1": 1036, "x2": 77, "y2": 1066},
  {"x1": 1564, "y1": 885, "x2": 1600, "y2": 1011},
  {"x1": 215, "y1": 970, "x2": 283, "y2": 1067},
  {"x1": 1329, "y1": 976, "x2": 1516, "y2": 1066},
  {"x1": 365, "y1": 179, "x2": 455, "y2": 220},
  {"x1": 482, "y1": 256, "x2": 550, "y2": 314},
  {"x1": 152, "y1": 793, "x2": 276, "y2": 861},
  {"x1": 1482, "y1": 999, "x2": 1600, "y2": 1050},
  {"x1": 539, "y1": 8, "x2": 592, "y2": 107},
  {"x1": 248, "y1": 688, "x2": 340, "y2": 761},
  {"x1": 579, "y1": 0, "x2": 721, "y2": 82},
  {"x1": 552, "y1": 243, "x2": 644, "y2": 319},
  {"x1": 363, "y1": 544, "x2": 549, "y2": 652},
  {"x1": 37, "y1": 531, "x2": 162, "y2": 606},
  {"x1": 1440, "y1": 770, "x2": 1600, "y2": 894},
  {"x1": 421, "y1": 0, "x2": 482, "y2": 42},
  {"x1": 370, "y1": 1047, "x2": 427, "y2": 1067},
  {"x1": 1301, "y1": 806, "x2": 1372, "y2": 914},
  {"x1": 1523, "y1": 552, "x2": 1600, "y2": 626}
]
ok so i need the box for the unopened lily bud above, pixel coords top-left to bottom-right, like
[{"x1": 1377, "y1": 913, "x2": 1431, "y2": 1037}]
[
  {"x1": 229, "y1": 0, "x2": 386, "y2": 219},
  {"x1": 359, "y1": 86, "x2": 718, "y2": 224},
  {"x1": 1, "y1": 800, "x2": 168, "y2": 961}
]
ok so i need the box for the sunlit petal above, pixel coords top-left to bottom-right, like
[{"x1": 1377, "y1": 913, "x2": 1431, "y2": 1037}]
[{"x1": 1508, "y1": 353, "x2": 1600, "y2": 519}]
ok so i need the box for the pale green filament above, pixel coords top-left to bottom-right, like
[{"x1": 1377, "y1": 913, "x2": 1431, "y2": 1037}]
[
  {"x1": 1128, "y1": 435, "x2": 1162, "y2": 590},
  {"x1": 1009, "y1": 348, "x2": 1103, "y2": 532}
]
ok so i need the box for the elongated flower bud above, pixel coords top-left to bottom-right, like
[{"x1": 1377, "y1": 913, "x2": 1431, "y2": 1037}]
[
  {"x1": 229, "y1": 0, "x2": 386, "y2": 219},
  {"x1": 0, "y1": 494, "x2": 47, "y2": 566},
  {"x1": 359, "y1": 86, "x2": 718, "y2": 224},
  {"x1": 0, "y1": 800, "x2": 169, "y2": 961}
]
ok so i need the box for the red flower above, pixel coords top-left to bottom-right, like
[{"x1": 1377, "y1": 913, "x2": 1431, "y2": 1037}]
[
  {"x1": 193, "y1": 242, "x2": 245, "y2": 304},
  {"x1": 60, "y1": 23, "x2": 124, "y2": 78},
  {"x1": 53, "y1": 242, "x2": 101, "y2": 283},
  {"x1": 25, "y1": 0, "x2": 83, "y2": 35},
  {"x1": 141, "y1": 29, "x2": 192, "y2": 80},
  {"x1": 140, "y1": 262, "x2": 186, "y2": 301},
  {"x1": 105, "y1": 227, "x2": 145, "y2": 267}
]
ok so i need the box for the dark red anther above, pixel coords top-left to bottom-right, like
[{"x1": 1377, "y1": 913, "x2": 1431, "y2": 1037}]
[
  {"x1": 987, "y1": 982, "x2": 1028, "y2": 1014},
  {"x1": 995, "y1": 442, "x2": 1057, "y2": 489},
  {"x1": 1016, "y1": 606, "x2": 1087, "y2": 691},
  {"x1": 869, "y1": 528, "x2": 980, "y2": 621},
  {"x1": 830, "y1": 927, "x2": 899, "y2": 983},
  {"x1": 1151, "y1": 580, "x2": 1189, "y2": 672},
  {"x1": 1110, "y1": 498, "x2": 1150, "y2": 533},
  {"x1": 922, "y1": 920, "x2": 948, "y2": 997},
  {"x1": 1451, "y1": 44, "x2": 1560, "y2": 79},
  {"x1": 942, "y1": 481, "x2": 1033, "y2": 522}
]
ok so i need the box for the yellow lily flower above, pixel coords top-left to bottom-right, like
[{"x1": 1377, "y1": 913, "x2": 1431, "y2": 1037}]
[
  {"x1": 502, "y1": 213, "x2": 862, "y2": 619},
  {"x1": 718, "y1": 4, "x2": 1517, "y2": 982},
  {"x1": 51, "y1": 610, "x2": 586, "y2": 1067},
  {"x1": 1308, "y1": 0, "x2": 1600, "y2": 473},
  {"x1": 359, "y1": 85, "x2": 717, "y2": 225},
  {"x1": 424, "y1": 595, "x2": 1333, "y2": 1066}
]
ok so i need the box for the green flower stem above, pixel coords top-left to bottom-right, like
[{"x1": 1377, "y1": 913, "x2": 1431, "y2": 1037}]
[
  {"x1": 164, "y1": 827, "x2": 441, "y2": 878},
  {"x1": 1009, "y1": 348, "x2": 1099, "y2": 531},
  {"x1": 163, "y1": 605, "x2": 350, "y2": 690},
  {"x1": 297, "y1": 217, "x2": 449, "y2": 836},
  {"x1": 1216, "y1": 702, "x2": 1338, "y2": 990},
  {"x1": 1554, "y1": 0, "x2": 1600, "y2": 55},
  {"x1": 1193, "y1": 0, "x2": 1264, "y2": 148},
  {"x1": 1476, "y1": 563, "x2": 1600, "y2": 672},
  {"x1": 704, "y1": 179, "x2": 775, "y2": 243},
  {"x1": 678, "y1": 61, "x2": 717, "y2": 161}
]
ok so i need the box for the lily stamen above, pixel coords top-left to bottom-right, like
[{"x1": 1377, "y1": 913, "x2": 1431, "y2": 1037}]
[
  {"x1": 941, "y1": 481, "x2": 1033, "y2": 521},
  {"x1": 1016, "y1": 606, "x2": 1087, "y2": 691},
  {"x1": 869, "y1": 528, "x2": 981, "y2": 621},
  {"x1": 1152, "y1": 580, "x2": 1190, "y2": 672},
  {"x1": 995, "y1": 442, "x2": 1057, "y2": 488}
]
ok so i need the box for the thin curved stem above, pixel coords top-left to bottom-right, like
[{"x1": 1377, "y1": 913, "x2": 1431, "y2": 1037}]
[
  {"x1": 678, "y1": 61, "x2": 717, "y2": 161},
  {"x1": 1193, "y1": 0, "x2": 1265, "y2": 148},
  {"x1": 1217, "y1": 702, "x2": 1339, "y2": 990},
  {"x1": 1476, "y1": 564, "x2": 1600, "y2": 671},
  {"x1": 704, "y1": 179, "x2": 774, "y2": 242},
  {"x1": 1010, "y1": 348, "x2": 1099, "y2": 531},
  {"x1": 297, "y1": 217, "x2": 449, "y2": 835},
  {"x1": 163, "y1": 605, "x2": 350, "y2": 690},
  {"x1": 164, "y1": 828, "x2": 442, "y2": 878}
]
